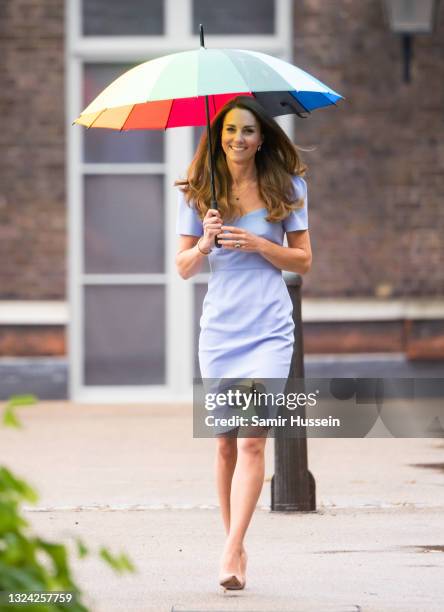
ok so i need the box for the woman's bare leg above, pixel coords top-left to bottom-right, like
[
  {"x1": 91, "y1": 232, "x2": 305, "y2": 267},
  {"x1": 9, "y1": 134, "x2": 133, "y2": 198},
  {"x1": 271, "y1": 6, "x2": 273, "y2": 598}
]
[
  {"x1": 220, "y1": 430, "x2": 268, "y2": 577},
  {"x1": 215, "y1": 434, "x2": 238, "y2": 535}
]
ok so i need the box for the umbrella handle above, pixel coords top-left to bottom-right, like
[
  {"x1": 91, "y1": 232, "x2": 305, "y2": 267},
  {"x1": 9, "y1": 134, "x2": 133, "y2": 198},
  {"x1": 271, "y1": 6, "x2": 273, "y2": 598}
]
[{"x1": 210, "y1": 198, "x2": 221, "y2": 249}]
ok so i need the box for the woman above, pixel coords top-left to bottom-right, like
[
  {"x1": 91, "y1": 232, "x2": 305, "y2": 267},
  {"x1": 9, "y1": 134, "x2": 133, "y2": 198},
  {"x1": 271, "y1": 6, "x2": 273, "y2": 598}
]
[{"x1": 175, "y1": 96, "x2": 312, "y2": 591}]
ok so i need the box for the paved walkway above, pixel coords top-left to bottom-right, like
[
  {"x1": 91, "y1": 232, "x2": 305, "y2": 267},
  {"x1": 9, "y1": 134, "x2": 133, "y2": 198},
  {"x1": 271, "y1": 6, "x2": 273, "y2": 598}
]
[{"x1": 1, "y1": 401, "x2": 444, "y2": 611}]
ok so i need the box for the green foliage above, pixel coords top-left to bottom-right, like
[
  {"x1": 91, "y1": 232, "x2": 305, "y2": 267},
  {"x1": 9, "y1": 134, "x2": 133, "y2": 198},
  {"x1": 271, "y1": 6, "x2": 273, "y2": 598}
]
[
  {"x1": 99, "y1": 548, "x2": 136, "y2": 574},
  {"x1": 0, "y1": 396, "x2": 136, "y2": 611},
  {"x1": 2, "y1": 395, "x2": 37, "y2": 429}
]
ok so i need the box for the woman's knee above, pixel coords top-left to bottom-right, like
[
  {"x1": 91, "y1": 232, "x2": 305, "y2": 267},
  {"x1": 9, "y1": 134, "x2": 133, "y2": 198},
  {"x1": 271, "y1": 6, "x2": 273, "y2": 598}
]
[
  {"x1": 238, "y1": 437, "x2": 266, "y2": 457},
  {"x1": 216, "y1": 436, "x2": 237, "y2": 460}
]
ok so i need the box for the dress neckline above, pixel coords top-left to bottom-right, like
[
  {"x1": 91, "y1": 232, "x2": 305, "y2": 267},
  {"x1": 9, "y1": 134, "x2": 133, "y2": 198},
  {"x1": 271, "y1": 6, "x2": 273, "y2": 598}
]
[{"x1": 237, "y1": 207, "x2": 266, "y2": 219}]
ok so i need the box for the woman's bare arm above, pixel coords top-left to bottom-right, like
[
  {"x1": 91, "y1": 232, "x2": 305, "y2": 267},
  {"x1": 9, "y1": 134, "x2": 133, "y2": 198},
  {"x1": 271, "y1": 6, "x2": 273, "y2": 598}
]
[
  {"x1": 176, "y1": 209, "x2": 223, "y2": 279},
  {"x1": 258, "y1": 230, "x2": 312, "y2": 274},
  {"x1": 175, "y1": 235, "x2": 207, "y2": 279}
]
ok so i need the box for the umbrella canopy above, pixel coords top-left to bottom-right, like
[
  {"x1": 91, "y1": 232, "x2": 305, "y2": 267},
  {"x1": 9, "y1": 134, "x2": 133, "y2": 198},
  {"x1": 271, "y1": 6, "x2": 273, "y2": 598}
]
[{"x1": 74, "y1": 48, "x2": 343, "y2": 130}]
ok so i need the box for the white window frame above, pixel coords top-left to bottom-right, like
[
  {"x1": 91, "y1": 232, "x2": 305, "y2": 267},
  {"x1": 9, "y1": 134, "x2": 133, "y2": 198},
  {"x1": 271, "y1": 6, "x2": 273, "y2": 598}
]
[{"x1": 66, "y1": 0, "x2": 293, "y2": 403}]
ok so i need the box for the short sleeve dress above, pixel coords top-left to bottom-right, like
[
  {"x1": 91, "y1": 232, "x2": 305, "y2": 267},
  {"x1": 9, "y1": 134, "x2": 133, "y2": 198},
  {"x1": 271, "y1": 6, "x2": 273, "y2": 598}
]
[{"x1": 176, "y1": 175, "x2": 308, "y2": 384}]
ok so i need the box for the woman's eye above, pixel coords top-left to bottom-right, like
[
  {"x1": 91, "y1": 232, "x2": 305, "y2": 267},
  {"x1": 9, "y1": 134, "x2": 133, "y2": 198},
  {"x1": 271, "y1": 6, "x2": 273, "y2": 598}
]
[{"x1": 225, "y1": 127, "x2": 254, "y2": 133}]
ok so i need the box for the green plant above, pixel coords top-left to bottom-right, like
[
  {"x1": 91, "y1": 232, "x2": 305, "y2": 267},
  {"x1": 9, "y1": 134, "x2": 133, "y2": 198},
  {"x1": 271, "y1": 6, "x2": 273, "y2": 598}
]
[{"x1": 0, "y1": 396, "x2": 136, "y2": 611}]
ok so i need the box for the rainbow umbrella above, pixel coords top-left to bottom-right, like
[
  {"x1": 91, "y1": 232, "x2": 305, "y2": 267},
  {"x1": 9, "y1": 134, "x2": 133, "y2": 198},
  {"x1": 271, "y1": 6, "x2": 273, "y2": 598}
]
[
  {"x1": 75, "y1": 27, "x2": 342, "y2": 130},
  {"x1": 74, "y1": 25, "x2": 343, "y2": 214}
]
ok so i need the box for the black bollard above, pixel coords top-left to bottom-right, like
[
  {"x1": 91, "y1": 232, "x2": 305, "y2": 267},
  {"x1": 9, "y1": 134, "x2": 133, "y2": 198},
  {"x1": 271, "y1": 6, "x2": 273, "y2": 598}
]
[{"x1": 271, "y1": 272, "x2": 316, "y2": 512}]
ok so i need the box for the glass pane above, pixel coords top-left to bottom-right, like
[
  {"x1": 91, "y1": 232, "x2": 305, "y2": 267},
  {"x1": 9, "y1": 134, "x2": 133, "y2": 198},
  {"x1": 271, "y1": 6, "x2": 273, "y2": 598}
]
[
  {"x1": 83, "y1": 0, "x2": 164, "y2": 36},
  {"x1": 193, "y1": 284, "x2": 207, "y2": 378},
  {"x1": 193, "y1": 0, "x2": 275, "y2": 34},
  {"x1": 386, "y1": 0, "x2": 435, "y2": 33},
  {"x1": 83, "y1": 64, "x2": 164, "y2": 163},
  {"x1": 84, "y1": 285, "x2": 165, "y2": 385},
  {"x1": 84, "y1": 175, "x2": 164, "y2": 274},
  {"x1": 193, "y1": 126, "x2": 205, "y2": 152}
]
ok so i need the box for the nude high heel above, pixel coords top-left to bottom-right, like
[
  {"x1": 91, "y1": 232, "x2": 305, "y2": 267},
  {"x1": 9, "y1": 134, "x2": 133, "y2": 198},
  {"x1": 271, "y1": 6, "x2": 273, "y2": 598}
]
[
  {"x1": 219, "y1": 573, "x2": 245, "y2": 590},
  {"x1": 219, "y1": 549, "x2": 246, "y2": 591}
]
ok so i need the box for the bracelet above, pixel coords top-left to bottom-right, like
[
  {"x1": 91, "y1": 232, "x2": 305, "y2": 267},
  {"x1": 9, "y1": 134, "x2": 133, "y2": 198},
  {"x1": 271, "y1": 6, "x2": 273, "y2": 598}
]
[{"x1": 197, "y1": 237, "x2": 212, "y2": 255}]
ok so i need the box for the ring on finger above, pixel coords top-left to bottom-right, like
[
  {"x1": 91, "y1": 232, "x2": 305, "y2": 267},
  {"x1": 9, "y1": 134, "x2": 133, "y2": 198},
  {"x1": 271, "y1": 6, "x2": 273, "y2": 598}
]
[{"x1": 235, "y1": 241, "x2": 241, "y2": 249}]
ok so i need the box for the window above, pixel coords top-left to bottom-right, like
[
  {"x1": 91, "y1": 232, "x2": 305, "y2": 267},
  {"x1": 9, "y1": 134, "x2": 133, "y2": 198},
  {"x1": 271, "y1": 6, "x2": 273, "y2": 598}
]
[
  {"x1": 192, "y1": 0, "x2": 275, "y2": 35},
  {"x1": 82, "y1": 0, "x2": 164, "y2": 36},
  {"x1": 83, "y1": 64, "x2": 164, "y2": 163},
  {"x1": 84, "y1": 175, "x2": 164, "y2": 274},
  {"x1": 84, "y1": 285, "x2": 166, "y2": 384}
]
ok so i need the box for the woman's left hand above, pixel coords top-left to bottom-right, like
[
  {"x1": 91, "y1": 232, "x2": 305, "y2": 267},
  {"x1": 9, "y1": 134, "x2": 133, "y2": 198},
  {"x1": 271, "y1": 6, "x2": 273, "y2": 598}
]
[{"x1": 218, "y1": 226, "x2": 265, "y2": 253}]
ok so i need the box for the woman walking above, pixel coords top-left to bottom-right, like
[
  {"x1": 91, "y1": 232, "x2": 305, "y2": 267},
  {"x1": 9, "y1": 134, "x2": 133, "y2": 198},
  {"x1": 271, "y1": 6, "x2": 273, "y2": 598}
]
[{"x1": 175, "y1": 96, "x2": 312, "y2": 590}]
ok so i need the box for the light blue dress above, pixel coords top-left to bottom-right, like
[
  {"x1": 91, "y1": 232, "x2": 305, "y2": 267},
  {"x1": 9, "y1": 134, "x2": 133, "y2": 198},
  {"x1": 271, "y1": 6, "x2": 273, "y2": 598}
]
[{"x1": 176, "y1": 175, "x2": 309, "y2": 384}]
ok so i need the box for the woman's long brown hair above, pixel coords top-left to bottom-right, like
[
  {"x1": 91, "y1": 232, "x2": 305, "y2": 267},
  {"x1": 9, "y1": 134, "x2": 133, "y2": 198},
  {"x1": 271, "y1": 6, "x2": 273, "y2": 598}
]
[{"x1": 175, "y1": 95, "x2": 307, "y2": 223}]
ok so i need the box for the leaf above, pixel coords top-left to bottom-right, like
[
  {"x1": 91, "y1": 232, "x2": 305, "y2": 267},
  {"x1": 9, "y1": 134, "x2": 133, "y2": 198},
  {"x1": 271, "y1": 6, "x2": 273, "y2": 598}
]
[
  {"x1": 2, "y1": 395, "x2": 37, "y2": 430},
  {"x1": 98, "y1": 548, "x2": 136, "y2": 574},
  {"x1": 0, "y1": 500, "x2": 28, "y2": 533},
  {"x1": 0, "y1": 467, "x2": 39, "y2": 504},
  {"x1": 2, "y1": 406, "x2": 22, "y2": 429},
  {"x1": 75, "y1": 538, "x2": 89, "y2": 559},
  {"x1": 0, "y1": 561, "x2": 46, "y2": 591},
  {"x1": 37, "y1": 540, "x2": 70, "y2": 584},
  {"x1": 117, "y1": 553, "x2": 136, "y2": 573},
  {"x1": 6, "y1": 395, "x2": 38, "y2": 408}
]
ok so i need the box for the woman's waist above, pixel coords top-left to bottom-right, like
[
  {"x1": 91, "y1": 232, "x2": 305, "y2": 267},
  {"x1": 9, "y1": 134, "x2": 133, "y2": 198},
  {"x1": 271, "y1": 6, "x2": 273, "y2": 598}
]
[
  {"x1": 203, "y1": 274, "x2": 292, "y2": 317},
  {"x1": 208, "y1": 251, "x2": 279, "y2": 273}
]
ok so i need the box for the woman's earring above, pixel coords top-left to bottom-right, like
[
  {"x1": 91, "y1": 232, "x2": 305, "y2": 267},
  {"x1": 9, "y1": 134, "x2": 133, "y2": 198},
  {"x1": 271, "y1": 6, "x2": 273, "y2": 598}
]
[{"x1": 257, "y1": 145, "x2": 262, "y2": 151}]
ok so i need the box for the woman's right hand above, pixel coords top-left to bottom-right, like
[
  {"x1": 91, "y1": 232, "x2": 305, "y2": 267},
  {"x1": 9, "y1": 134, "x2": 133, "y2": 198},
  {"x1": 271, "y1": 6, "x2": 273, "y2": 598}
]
[{"x1": 200, "y1": 209, "x2": 223, "y2": 251}]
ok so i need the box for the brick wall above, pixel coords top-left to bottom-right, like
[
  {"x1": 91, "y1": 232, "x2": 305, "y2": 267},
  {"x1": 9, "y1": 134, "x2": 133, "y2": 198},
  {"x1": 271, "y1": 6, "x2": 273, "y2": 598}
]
[
  {"x1": 293, "y1": 0, "x2": 444, "y2": 298},
  {"x1": 0, "y1": 0, "x2": 65, "y2": 299},
  {"x1": 0, "y1": 325, "x2": 65, "y2": 356}
]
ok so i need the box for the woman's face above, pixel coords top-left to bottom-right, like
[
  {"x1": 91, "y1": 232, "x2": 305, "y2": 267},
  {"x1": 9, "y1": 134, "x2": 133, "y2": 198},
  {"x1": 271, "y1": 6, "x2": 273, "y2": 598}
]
[{"x1": 221, "y1": 108, "x2": 263, "y2": 165}]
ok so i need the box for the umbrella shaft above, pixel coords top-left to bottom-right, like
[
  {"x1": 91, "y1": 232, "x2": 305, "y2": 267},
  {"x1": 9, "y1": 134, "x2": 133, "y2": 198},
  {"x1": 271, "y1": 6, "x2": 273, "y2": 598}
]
[{"x1": 204, "y1": 95, "x2": 217, "y2": 209}]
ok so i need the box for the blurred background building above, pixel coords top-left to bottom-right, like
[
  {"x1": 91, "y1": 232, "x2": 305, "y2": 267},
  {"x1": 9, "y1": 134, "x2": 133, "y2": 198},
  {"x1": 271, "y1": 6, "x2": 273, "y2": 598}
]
[{"x1": 1, "y1": 0, "x2": 443, "y2": 402}]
